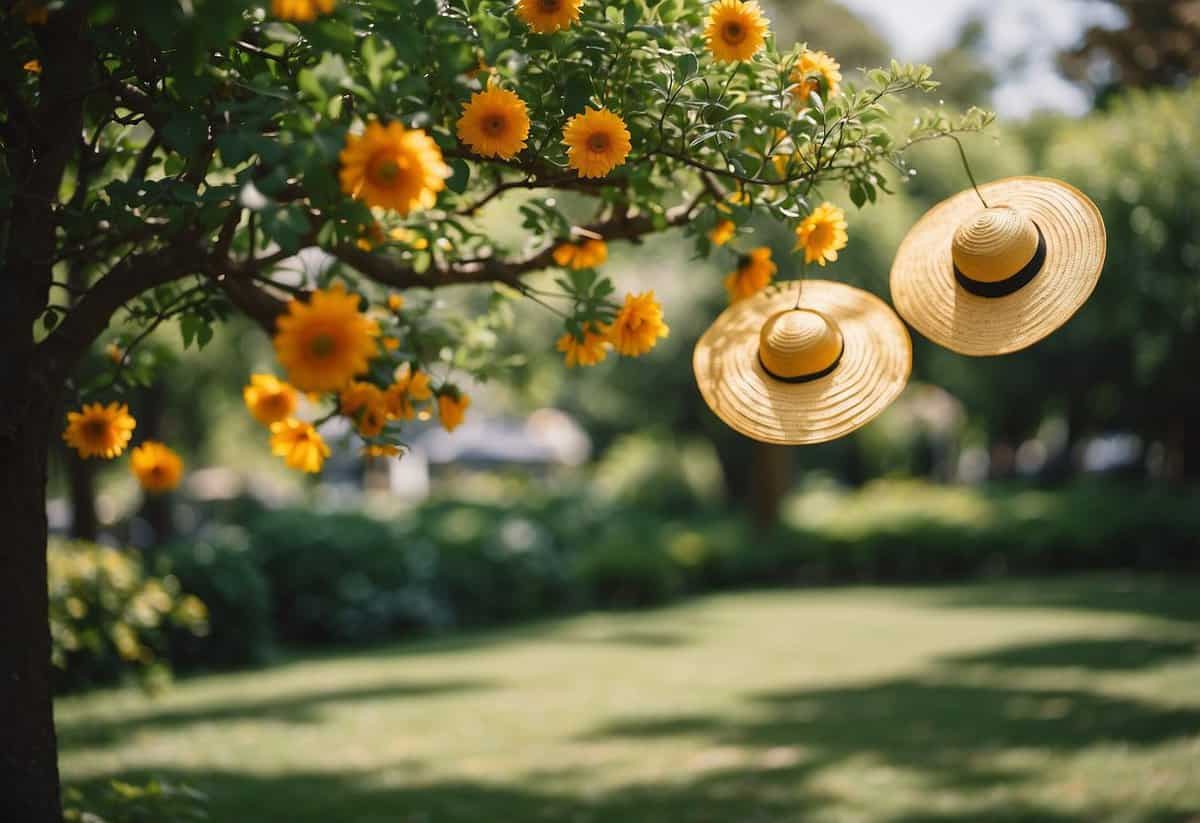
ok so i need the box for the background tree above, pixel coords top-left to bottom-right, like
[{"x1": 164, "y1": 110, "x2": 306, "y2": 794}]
[
  {"x1": 0, "y1": 0, "x2": 987, "y2": 818},
  {"x1": 1061, "y1": 0, "x2": 1200, "y2": 106}
]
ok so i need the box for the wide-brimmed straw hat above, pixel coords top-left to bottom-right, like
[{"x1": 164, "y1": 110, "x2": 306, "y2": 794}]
[
  {"x1": 890, "y1": 176, "x2": 1106, "y2": 357},
  {"x1": 693, "y1": 280, "x2": 911, "y2": 445}
]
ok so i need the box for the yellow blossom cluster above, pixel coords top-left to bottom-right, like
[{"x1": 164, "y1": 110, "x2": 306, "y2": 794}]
[{"x1": 61, "y1": 402, "x2": 184, "y2": 494}]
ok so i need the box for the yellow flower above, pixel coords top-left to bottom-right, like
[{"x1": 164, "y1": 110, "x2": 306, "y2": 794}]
[
  {"x1": 724, "y1": 246, "x2": 777, "y2": 302},
  {"x1": 552, "y1": 238, "x2": 608, "y2": 269},
  {"x1": 363, "y1": 444, "x2": 403, "y2": 460},
  {"x1": 556, "y1": 322, "x2": 610, "y2": 367},
  {"x1": 384, "y1": 363, "x2": 434, "y2": 420},
  {"x1": 387, "y1": 293, "x2": 405, "y2": 312},
  {"x1": 438, "y1": 391, "x2": 471, "y2": 433},
  {"x1": 105, "y1": 343, "x2": 124, "y2": 364},
  {"x1": 271, "y1": 0, "x2": 335, "y2": 22},
  {"x1": 708, "y1": 220, "x2": 736, "y2": 246},
  {"x1": 390, "y1": 228, "x2": 429, "y2": 249},
  {"x1": 795, "y1": 202, "x2": 848, "y2": 266},
  {"x1": 243, "y1": 374, "x2": 298, "y2": 426},
  {"x1": 704, "y1": 0, "x2": 770, "y2": 63},
  {"x1": 339, "y1": 120, "x2": 450, "y2": 215},
  {"x1": 273, "y1": 283, "x2": 380, "y2": 393},
  {"x1": 515, "y1": 0, "x2": 582, "y2": 34},
  {"x1": 269, "y1": 419, "x2": 331, "y2": 474},
  {"x1": 608, "y1": 291, "x2": 669, "y2": 357},
  {"x1": 382, "y1": 336, "x2": 400, "y2": 351},
  {"x1": 23, "y1": 59, "x2": 41, "y2": 74},
  {"x1": 340, "y1": 381, "x2": 389, "y2": 438},
  {"x1": 62, "y1": 402, "x2": 137, "y2": 460},
  {"x1": 563, "y1": 107, "x2": 632, "y2": 179},
  {"x1": 130, "y1": 442, "x2": 184, "y2": 494},
  {"x1": 457, "y1": 85, "x2": 530, "y2": 160},
  {"x1": 790, "y1": 50, "x2": 842, "y2": 109}
]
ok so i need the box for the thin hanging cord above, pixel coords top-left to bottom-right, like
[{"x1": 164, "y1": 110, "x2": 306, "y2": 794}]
[
  {"x1": 793, "y1": 263, "x2": 805, "y2": 308},
  {"x1": 951, "y1": 135, "x2": 989, "y2": 209}
]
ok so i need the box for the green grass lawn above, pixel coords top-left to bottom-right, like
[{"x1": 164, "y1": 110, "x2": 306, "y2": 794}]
[{"x1": 58, "y1": 576, "x2": 1200, "y2": 822}]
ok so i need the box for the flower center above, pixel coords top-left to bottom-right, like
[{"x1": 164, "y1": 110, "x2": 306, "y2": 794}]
[
  {"x1": 483, "y1": 114, "x2": 507, "y2": 136},
  {"x1": 368, "y1": 152, "x2": 407, "y2": 188},
  {"x1": 538, "y1": 0, "x2": 562, "y2": 11},
  {"x1": 587, "y1": 132, "x2": 611, "y2": 153},
  {"x1": 808, "y1": 222, "x2": 832, "y2": 248},
  {"x1": 84, "y1": 419, "x2": 109, "y2": 441},
  {"x1": 722, "y1": 21, "x2": 746, "y2": 44},
  {"x1": 310, "y1": 333, "x2": 337, "y2": 359}
]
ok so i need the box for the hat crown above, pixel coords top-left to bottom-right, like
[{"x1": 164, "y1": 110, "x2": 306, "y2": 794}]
[
  {"x1": 759, "y1": 308, "x2": 843, "y2": 380},
  {"x1": 952, "y1": 206, "x2": 1039, "y2": 284}
]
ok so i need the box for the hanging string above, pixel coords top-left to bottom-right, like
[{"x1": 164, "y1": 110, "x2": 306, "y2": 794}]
[
  {"x1": 951, "y1": 135, "x2": 989, "y2": 209},
  {"x1": 793, "y1": 263, "x2": 805, "y2": 309}
]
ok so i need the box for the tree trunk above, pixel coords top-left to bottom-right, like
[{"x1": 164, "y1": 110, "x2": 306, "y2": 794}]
[
  {"x1": 748, "y1": 442, "x2": 794, "y2": 530},
  {"x1": 67, "y1": 451, "x2": 100, "y2": 542},
  {"x1": 0, "y1": 390, "x2": 62, "y2": 822},
  {"x1": 138, "y1": 382, "x2": 174, "y2": 546}
]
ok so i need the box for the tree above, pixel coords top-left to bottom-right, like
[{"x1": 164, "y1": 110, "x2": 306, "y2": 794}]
[
  {"x1": 1060, "y1": 0, "x2": 1200, "y2": 106},
  {"x1": 1, "y1": 0, "x2": 987, "y2": 817}
]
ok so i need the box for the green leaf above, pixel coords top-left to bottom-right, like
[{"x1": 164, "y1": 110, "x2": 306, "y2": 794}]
[
  {"x1": 261, "y1": 205, "x2": 310, "y2": 254},
  {"x1": 162, "y1": 112, "x2": 208, "y2": 156},
  {"x1": 676, "y1": 52, "x2": 698, "y2": 80},
  {"x1": 447, "y1": 159, "x2": 471, "y2": 194}
]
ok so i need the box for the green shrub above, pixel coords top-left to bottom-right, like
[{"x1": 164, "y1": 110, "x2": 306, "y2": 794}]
[
  {"x1": 574, "y1": 519, "x2": 685, "y2": 608},
  {"x1": 422, "y1": 501, "x2": 575, "y2": 625},
  {"x1": 161, "y1": 528, "x2": 273, "y2": 671},
  {"x1": 151, "y1": 479, "x2": 1199, "y2": 672},
  {"x1": 64, "y1": 779, "x2": 207, "y2": 823},
  {"x1": 48, "y1": 540, "x2": 208, "y2": 694},
  {"x1": 248, "y1": 509, "x2": 448, "y2": 645}
]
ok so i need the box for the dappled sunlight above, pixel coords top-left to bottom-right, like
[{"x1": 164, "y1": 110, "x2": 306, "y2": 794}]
[{"x1": 59, "y1": 578, "x2": 1200, "y2": 822}]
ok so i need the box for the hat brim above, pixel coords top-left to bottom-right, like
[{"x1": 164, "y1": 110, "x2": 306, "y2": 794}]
[
  {"x1": 890, "y1": 176, "x2": 1106, "y2": 357},
  {"x1": 693, "y1": 280, "x2": 911, "y2": 445}
]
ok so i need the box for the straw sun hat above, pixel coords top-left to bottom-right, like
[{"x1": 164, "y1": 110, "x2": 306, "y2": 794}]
[
  {"x1": 890, "y1": 176, "x2": 1106, "y2": 356},
  {"x1": 693, "y1": 280, "x2": 911, "y2": 445}
]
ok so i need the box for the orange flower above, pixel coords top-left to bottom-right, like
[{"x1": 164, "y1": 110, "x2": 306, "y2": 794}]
[
  {"x1": 273, "y1": 284, "x2": 379, "y2": 393},
  {"x1": 243, "y1": 374, "x2": 298, "y2": 426},
  {"x1": 437, "y1": 390, "x2": 470, "y2": 433},
  {"x1": 552, "y1": 238, "x2": 608, "y2": 270},
  {"x1": 384, "y1": 363, "x2": 433, "y2": 420},
  {"x1": 62, "y1": 402, "x2": 136, "y2": 460},
  {"x1": 269, "y1": 419, "x2": 331, "y2": 473},
  {"x1": 339, "y1": 120, "x2": 449, "y2": 215},
  {"x1": 608, "y1": 292, "x2": 669, "y2": 357},
  {"x1": 724, "y1": 246, "x2": 776, "y2": 302},
  {"x1": 708, "y1": 220, "x2": 736, "y2": 246},
  {"x1": 130, "y1": 442, "x2": 184, "y2": 494},
  {"x1": 556, "y1": 322, "x2": 610, "y2": 367}
]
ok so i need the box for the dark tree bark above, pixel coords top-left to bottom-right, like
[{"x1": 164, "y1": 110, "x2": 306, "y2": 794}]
[
  {"x1": 138, "y1": 382, "x2": 174, "y2": 546},
  {"x1": 66, "y1": 451, "x2": 100, "y2": 542},
  {"x1": 748, "y1": 442, "x2": 794, "y2": 529},
  {"x1": 0, "y1": 7, "x2": 92, "y2": 819},
  {"x1": 0, "y1": 382, "x2": 62, "y2": 822}
]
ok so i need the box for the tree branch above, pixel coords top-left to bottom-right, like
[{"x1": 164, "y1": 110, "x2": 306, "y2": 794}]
[
  {"x1": 332, "y1": 187, "x2": 708, "y2": 291},
  {"x1": 36, "y1": 246, "x2": 197, "y2": 379}
]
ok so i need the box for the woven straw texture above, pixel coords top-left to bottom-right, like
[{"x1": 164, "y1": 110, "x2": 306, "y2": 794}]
[
  {"x1": 890, "y1": 176, "x2": 1106, "y2": 356},
  {"x1": 693, "y1": 280, "x2": 911, "y2": 445}
]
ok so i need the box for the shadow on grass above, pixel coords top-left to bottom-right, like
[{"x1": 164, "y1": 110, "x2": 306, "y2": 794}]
[
  {"x1": 59, "y1": 678, "x2": 493, "y2": 749},
  {"x1": 926, "y1": 575, "x2": 1200, "y2": 624},
  {"x1": 942, "y1": 635, "x2": 1199, "y2": 671},
  {"x1": 66, "y1": 762, "x2": 1200, "y2": 823},
  {"x1": 587, "y1": 676, "x2": 1200, "y2": 794}
]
